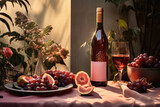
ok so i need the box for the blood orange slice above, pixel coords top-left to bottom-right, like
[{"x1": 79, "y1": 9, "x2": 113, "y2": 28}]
[
  {"x1": 42, "y1": 73, "x2": 55, "y2": 86},
  {"x1": 75, "y1": 71, "x2": 94, "y2": 95},
  {"x1": 17, "y1": 75, "x2": 33, "y2": 87},
  {"x1": 75, "y1": 71, "x2": 90, "y2": 86},
  {"x1": 77, "y1": 85, "x2": 94, "y2": 95}
]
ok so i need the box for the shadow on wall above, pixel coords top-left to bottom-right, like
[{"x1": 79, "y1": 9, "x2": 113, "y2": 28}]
[{"x1": 71, "y1": 0, "x2": 120, "y2": 75}]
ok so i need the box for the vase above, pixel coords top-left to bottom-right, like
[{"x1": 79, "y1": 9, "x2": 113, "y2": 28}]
[{"x1": 34, "y1": 51, "x2": 46, "y2": 76}]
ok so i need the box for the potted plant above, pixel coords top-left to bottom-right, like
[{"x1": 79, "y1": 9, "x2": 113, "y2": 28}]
[
  {"x1": 1, "y1": 11, "x2": 69, "y2": 76},
  {"x1": 0, "y1": 46, "x2": 13, "y2": 88}
]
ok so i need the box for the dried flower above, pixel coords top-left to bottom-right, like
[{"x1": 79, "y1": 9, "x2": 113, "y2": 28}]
[
  {"x1": 50, "y1": 43, "x2": 58, "y2": 51},
  {"x1": 59, "y1": 48, "x2": 69, "y2": 59},
  {"x1": 15, "y1": 11, "x2": 28, "y2": 25},
  {"x1": 14, "y1": 11, "x2": 69, "y2": 67},
  {"x1": 37, "y1": 39, "x2": 44, "y2": 45}
]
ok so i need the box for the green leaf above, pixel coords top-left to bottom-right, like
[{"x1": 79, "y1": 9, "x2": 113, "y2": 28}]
[
  {"x1": 11, "y1": 1, "x2": 15, "y2": 7},
  {"x1": 113, "y1": 72, "x2": 119, "y2": 81},
  {"x1": 9, "y1": 53, "x2": 24, "y2": 66},
  {"x1": 0, "y1": 0, "x2": 30, "y2": 14},
  {"x1": 25, "y1": 48, "x2": 33, "y2": 57},
  {"x1": 34, "y1": 50, "x2": 38, "y2": 58},
  {"x1": 44, "y1": 60, "x2": 55, "y2": 70},
  {"x1": 17, "y1": 0, "x2": 22, "y2": 7},
  {"x1": 19, "y1": 0, "x2": 28, "y2": 14},
  {"x1": 41, "y1": 25, "x2": 53, "y2": 37},
  {"x1": 10, "y1": 37, "x2": 17, "y2": 44},
  {"x1": 108, "y1": 30, "x2": 116, "y2": 41},
  {"x1": 4, "y1": 2, "x2": 7, "y2": 9},
  {"x1": 80, "y1": 42, "x2": 87, "y2": 48},
  {"x1": 22, "y1": 62, "x2": 27, "y2": 71},
  {"x1": 0, "y1": 18, "x2": 11, "y2": 31},
  {"x1": 0, "y1": 42, "x2": 8, "y2": 48},
  {"x1": 24, "y1": 0, "x2": 31, "y2": 6},
  {"x1": 59, "y1": 58, "x2": 66, "y2": 65},
  {"x1": 24, "y1": 21, "x2": 37, "y2": 30},
  {"x1": 0, "y1": 31, "x2": 21, "y2": 38},
  {"x1": 122, "y1": 29, "x2": 133, "y2": 41},
  {"x1": 15, "y1": 38, "x2": 25, "y2": 41},
  {"x1": 0, "y1": 1, "x2": 6, "y2": 9},
  {"x1": 117, "y1": 19, "x2": 128, "y2": 29},
  {"x1": 17, "y1": 48, "x2": 21, "y2": 52},
  {"x1": 29, "y1": 65, "x2": 32, "y2": 72},
  {"x1": 132, "y1": 27, "x2": 141, "y2": 36},
  {"x1": 0, "y1": 12, "x2": 14, "y2": 26}
]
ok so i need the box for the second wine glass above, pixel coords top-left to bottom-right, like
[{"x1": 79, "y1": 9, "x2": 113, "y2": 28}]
[{"x1": 111, "y1": 41, "x2": 130, "y2": 82}]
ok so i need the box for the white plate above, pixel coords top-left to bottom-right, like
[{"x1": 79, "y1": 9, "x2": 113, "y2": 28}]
[{"x1": 4, "y1": 82, "x2": 73, "y2": 94}]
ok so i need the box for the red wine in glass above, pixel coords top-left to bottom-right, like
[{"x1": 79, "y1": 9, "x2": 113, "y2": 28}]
[
  {"x1": 111, "y1": 41, "x2": 130, "y2": 82},
  {"x1": 112, "y1": 54, "x2": 130, "y2": 71}
]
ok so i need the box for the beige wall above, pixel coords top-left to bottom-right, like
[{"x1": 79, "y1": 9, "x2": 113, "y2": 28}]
[{"x1": 0, "y1": 0, "x2": 71, "y2": 71}]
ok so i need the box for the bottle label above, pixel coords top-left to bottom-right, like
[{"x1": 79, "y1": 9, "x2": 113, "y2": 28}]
[{"x1": 91, "y1": 61, "x2": 107, "y2": 81}]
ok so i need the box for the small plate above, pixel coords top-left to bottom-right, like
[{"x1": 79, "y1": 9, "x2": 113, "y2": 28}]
[{"x1": 4, "y1": 82, "x2": 73, "y2": 93}]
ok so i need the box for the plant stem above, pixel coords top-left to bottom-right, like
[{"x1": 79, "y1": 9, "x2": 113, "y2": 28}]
[{"x1": 118, "y1": 26, "x2": 123, "y2": 40}]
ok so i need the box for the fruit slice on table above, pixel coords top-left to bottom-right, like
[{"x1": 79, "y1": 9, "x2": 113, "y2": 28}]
[
  {"x1": 77, "y1": 85, "x2": 94, "y2": 95},
  {"x1": 75, "y1": 71, "x2": 90, "y2": 86},
  {"x1": 17, "y1": 75, "x2": 33, "y2": 87},
  {"x1": 42, "y1": 73, "x2": 55, "y2": 86},
  {"x1": 75, "y1": 71, "x2": 94, "y2": 95}
]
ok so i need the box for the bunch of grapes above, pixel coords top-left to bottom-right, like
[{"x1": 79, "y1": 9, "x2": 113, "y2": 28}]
[
  {"x1": 127, "y1": 79, "x2": 152, "y2": 93},
  {"x1": 24, "y1": 76, "x2": 58, "y2": 91},
  {"x1": 45, "y1": 70, "x2": 75, "y2": 87},
  {"x1": 128, "y1": 53, "x2": 160, "y2": 68},
  {"x1": 23, "y1": 70, "x2": 75, "y2": 91}
]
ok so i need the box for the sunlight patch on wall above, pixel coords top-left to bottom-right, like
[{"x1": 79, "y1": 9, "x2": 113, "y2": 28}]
[{"x1": 0, "y1": 0, "x2": 71, "y2": 70}]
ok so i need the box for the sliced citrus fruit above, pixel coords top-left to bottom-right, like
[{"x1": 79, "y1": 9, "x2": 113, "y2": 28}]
[
  {"x1": 75, "y1": 71, "x2": 90, "y2": 86},
  {"x1": 77, "y1": 84, "x2": 94, "y2": 95},
  {"x1": 17, "y1": 75, "x2": 33, "y2": 87},
  {"x1": 42, "y1": 73, "x2": 55, "y2": 86}
]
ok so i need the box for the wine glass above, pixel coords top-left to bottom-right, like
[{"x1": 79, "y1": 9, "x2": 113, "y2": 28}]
[{"x1": 111, "y1": 41, "x2": 130, "y2": 82}]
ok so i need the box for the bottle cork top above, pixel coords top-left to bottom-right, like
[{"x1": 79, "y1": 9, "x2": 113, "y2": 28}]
[
  {"x1": 96, "y1": 7, "x2": 103, "y2": 23},
  {"x1": 96, "y1": 7, "x2": 103, "y2": 12}
]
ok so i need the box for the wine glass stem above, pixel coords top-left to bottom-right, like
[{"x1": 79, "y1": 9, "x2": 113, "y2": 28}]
[{"x1": 119, "y1": 70, "x2": 123, "y2": 82}]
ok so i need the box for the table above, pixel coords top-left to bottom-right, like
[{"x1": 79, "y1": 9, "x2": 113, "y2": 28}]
[{"x1": 0, "y1": 81, "x2": 160, "y2": 107}]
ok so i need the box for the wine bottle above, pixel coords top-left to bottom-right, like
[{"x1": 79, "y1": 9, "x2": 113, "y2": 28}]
[{"x1": 91, "y1": 7, "x2": 108, "y2": 86}]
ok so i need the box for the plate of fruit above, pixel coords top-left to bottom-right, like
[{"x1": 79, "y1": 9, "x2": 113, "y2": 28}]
[
  {"x1": 127, "y1": 53, "x2": 160, "y2": 86},
  {"x1": 4, "y1": 70, "x2": 75, "y2": 93}
]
